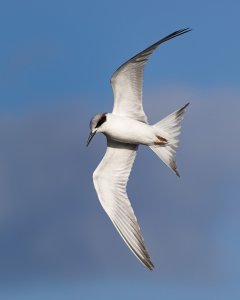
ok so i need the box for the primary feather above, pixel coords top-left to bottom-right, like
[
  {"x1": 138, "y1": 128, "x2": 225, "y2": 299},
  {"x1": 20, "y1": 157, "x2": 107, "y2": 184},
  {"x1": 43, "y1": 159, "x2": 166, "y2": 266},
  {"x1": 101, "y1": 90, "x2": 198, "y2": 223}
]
[
  {"x1": 93, "y1": 139, "x2": 154, "y2": 270},
  {"x1": 111, "y1": 28, "x2": 191, "y2": 123},
  {"x1": 90, "y1": 28, "x2": 191, "y2": 269}
]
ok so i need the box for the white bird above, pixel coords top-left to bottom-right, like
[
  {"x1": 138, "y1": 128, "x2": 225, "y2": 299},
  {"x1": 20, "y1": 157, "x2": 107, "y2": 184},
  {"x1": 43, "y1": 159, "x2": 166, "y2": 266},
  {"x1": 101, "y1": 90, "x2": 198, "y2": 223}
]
[{"x1": 87, "y1": 28, "x2": 191, "y2": 270}]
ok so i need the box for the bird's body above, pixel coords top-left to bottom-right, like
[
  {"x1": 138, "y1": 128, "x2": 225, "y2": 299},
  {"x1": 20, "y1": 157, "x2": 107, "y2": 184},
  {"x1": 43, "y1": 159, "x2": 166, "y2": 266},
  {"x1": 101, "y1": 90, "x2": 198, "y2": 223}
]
[
  {"x1": 87, "y1": 28, "x2": 191, "y2": 270},
  {"x1": 99, "y1": 113, "x2": 158, "y2": 146}
]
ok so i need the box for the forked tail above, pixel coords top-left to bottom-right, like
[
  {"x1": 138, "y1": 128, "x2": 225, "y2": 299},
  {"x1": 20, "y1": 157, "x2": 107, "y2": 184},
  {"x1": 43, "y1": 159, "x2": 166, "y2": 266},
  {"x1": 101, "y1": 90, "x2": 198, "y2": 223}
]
[{"x1": 149, "y1": 103, "x2": 189, "y2": 177}]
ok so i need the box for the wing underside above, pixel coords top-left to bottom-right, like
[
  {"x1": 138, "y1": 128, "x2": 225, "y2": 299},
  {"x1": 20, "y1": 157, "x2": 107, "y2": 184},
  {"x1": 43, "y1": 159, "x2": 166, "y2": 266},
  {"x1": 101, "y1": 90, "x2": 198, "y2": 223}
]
[
  {"x1": 93, "y1": 139, "x2": 154, "y2": 270},
  {"x1": 111, "y1": 28, "x2": 191, "y2": 123}
]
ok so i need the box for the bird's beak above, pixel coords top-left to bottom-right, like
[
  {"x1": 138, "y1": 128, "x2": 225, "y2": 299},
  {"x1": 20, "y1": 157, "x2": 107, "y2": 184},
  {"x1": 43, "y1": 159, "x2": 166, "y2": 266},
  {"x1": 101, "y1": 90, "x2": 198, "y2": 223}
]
[{"x1": 86, "y1": 130, "x2": 96, "y2": 146}]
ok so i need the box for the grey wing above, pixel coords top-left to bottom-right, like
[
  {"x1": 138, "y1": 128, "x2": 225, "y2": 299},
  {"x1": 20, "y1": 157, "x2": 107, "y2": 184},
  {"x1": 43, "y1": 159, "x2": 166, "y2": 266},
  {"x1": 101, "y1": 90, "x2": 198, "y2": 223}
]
[
  {"x1": 93, "y1": 139, "x2": 154, "y2": 270},
  {"x1": 111, "y1": 28, "x2": 191, "y2": 123}
]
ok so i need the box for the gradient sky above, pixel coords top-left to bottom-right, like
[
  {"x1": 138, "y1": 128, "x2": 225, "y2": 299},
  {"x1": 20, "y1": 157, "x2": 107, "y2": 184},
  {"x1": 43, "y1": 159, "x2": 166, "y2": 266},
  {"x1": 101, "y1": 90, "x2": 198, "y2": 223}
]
[{"x1": 1, "y1": 0, "x2": 240, "y2": 299}]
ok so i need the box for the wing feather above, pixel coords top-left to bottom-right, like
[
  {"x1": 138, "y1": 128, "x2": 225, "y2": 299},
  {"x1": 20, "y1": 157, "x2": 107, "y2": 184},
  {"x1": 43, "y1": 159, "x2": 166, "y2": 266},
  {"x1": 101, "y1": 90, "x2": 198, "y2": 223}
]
[
  {"x1": 93, "y1": 139, "x2": 154, "y2": 270},
  {"x1": 111, "y1": 28, "x2": 191, "y2": 123}
]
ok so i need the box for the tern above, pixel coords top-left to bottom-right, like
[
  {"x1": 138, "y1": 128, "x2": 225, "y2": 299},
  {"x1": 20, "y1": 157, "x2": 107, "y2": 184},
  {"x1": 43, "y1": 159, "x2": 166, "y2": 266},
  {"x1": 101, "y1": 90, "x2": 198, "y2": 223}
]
[{"x1": 87, "y1": 28, "x2": 191, "y2": 270}]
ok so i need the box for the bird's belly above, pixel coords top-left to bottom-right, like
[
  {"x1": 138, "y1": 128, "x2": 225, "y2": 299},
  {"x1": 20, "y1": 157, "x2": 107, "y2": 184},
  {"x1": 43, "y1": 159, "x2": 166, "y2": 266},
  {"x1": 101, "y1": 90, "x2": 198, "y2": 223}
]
[{"x1": 105, "y1": 118, "x2": 155, "y2": 145}]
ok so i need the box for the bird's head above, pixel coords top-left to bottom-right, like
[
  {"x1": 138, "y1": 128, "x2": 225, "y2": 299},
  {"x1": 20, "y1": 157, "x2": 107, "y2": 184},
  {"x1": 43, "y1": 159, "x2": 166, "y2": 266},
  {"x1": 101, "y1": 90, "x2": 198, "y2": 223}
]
[{"x1": 86, "y1": 113, "x2": 107, "y2": 146}]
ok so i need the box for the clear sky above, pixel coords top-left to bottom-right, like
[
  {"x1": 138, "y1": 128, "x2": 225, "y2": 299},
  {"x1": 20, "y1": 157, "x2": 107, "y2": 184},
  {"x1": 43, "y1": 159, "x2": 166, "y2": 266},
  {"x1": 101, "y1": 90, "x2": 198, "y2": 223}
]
[{"x1": 1, "y1": 0, "x2": 240, "y2": 299}]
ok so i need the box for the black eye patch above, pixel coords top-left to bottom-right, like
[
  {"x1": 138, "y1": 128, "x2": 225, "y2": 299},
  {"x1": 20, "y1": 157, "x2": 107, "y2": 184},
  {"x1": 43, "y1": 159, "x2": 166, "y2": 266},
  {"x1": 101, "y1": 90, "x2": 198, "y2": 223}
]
[{"x1": 96, "y1": 114, "x2": 106, "y2": 128}]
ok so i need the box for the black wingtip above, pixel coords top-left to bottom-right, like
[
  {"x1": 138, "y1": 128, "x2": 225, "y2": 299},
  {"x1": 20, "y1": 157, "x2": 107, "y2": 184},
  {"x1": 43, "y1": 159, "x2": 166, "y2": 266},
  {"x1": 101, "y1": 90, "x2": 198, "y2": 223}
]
[
  {"x1": 180, "y1": 102, "x2": 190, "y2": 113},
  {"x1": 143, "y1": 258, "x2": 155, "y2": 271},
  {"x1": 151, "y1": 27, "x2": 192, "y2": 48},
  {"x1": 165, "y1": 27, "x2": 192, "y2": 40},
  {"x1": 175, "y1": 28, "x2": 192, "y2": 35},
  {"x1": 148, "y1": 262, "x2": 155, "y2": 271},
  {"x1": 176, "y1": 170, "x2": 181, "y2": 178},
  {"x1": 179, "y1": 27, "x2": 192, "y2": 33}
]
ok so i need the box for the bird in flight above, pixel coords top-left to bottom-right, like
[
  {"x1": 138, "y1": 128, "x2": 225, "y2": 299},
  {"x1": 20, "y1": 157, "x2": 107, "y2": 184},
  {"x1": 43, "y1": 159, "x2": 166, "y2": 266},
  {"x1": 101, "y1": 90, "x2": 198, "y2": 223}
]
[{"x1": 87, "y1": 28, "x2": 191, "y2": 270}]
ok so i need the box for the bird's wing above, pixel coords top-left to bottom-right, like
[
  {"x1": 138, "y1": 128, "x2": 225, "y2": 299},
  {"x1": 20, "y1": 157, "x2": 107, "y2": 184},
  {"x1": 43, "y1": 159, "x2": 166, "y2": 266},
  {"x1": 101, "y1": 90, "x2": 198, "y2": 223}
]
[
  {"x1": 93, "y1": 138, "x2": 154, "y2": 270},
  {"x1": 111, "y1": 28, "x2": 191, "y2": 123}
]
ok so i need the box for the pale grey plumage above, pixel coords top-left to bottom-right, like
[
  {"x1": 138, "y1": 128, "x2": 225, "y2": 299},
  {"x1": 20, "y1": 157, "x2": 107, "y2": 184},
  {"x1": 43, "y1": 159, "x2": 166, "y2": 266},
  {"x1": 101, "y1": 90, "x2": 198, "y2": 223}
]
[
  {"x1": 111, "y1": 28, "x2": 191, "y2": 123},
  {"x1": 93, "y1": 140, "x2": 154, "y2": 270},
  {"x1": 88, "y1": 28, "x2": 191, "y2": 270}
]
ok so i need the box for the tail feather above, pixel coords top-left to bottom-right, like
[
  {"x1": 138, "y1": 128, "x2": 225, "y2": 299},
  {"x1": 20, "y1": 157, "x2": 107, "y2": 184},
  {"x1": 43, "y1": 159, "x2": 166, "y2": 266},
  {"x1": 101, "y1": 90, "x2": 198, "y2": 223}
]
[{"x1": 150, "y1": 103, "x2": 189, "y2": 177}]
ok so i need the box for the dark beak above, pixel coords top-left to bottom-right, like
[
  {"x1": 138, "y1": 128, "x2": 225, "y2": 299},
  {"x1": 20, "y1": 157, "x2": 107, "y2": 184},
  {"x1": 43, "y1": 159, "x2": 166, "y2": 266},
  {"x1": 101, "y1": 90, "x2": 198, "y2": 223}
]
[{"x1": 86, "y1": 131, "x2": 96, "y2": 146}]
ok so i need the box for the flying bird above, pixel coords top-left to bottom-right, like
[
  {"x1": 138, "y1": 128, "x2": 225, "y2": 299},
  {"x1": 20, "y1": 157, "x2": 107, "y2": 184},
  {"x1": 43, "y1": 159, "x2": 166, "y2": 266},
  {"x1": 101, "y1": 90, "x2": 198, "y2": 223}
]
[{"x1": 87, "y1": 28, "x2": 191, "y2": 270}]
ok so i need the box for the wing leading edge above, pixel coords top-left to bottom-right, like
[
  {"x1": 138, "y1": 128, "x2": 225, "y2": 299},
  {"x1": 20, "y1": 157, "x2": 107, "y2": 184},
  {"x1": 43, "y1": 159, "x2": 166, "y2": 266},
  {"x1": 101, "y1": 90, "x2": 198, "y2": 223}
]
[
  {"x1": 111, "y1": 28, "x2": 191, "y2": 123},
  {"x1": 93, "y1": 139, "x2": 154, "y2": 270}
]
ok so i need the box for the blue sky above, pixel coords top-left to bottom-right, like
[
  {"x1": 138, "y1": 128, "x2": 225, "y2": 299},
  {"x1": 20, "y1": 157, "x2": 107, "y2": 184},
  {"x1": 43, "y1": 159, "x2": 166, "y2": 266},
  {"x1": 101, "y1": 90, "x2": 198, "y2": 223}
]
[
  {"x1": 1, "y1": 0, "x2": 240, "y2": 299},
  {"x1": 1, "y1": 0, "x2": 240, "y2": 112}
]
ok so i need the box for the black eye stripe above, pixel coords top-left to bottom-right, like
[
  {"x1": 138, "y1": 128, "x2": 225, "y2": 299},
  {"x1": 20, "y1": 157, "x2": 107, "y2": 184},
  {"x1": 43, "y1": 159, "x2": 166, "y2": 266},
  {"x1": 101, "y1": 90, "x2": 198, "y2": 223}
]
[{"x1": 96, "y1": 114, "x2": 106, "y2": 128}]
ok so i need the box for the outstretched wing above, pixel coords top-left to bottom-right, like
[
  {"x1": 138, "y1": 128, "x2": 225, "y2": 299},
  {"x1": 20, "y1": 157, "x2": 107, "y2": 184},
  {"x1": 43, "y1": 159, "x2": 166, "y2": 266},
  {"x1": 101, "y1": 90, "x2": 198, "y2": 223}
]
[
  {"x1": 93, "y1": 139, "x2": 154, "y2": 270},
  {"x1": 111, "y1": 28, "x2": 191, "y2": 123}
]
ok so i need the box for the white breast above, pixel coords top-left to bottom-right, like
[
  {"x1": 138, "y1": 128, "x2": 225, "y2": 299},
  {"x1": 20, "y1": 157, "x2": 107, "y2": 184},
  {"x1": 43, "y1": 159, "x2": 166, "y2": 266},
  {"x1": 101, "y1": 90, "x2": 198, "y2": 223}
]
[{"x1": 100, "y1": 114, "x2": 156, "y2": 145}]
